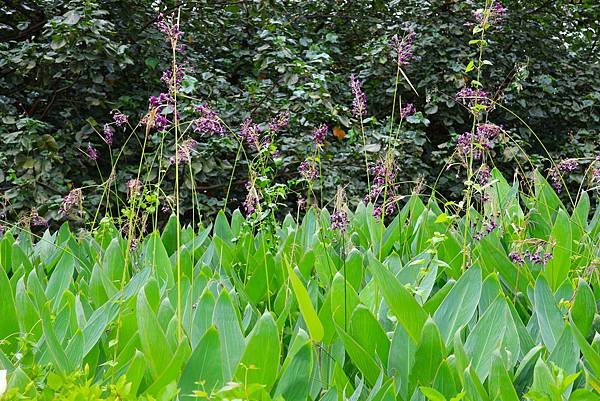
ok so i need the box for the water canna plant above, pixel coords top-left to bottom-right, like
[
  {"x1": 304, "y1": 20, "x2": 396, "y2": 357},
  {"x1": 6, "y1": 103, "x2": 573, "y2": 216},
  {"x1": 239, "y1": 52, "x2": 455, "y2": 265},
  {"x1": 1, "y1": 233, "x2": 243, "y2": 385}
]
[{"x1": 0, "y1": 167, "x2": 598, "y2": 400}]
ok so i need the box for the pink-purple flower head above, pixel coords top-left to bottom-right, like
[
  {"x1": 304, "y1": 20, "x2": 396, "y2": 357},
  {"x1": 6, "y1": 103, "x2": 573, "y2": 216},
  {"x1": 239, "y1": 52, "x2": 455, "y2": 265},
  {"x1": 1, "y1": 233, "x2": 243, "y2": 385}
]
[
  {"x1": 86, "y1": 143, "x2": 98, "y2": 161},
  {"x1": 299, "y1": 160, "x2": 319, "y2": 181},
  {"x1": 350, "y1": 74, "x2": 367, "y2": 118},
  {"x1": 149, "y1": 92, "x2": 173, "y2": 109},
  {"x1": 30, "y1": 209, "x2": 48, "y2": 228},
  {"x1": 549, "y1": 158, "x2": 579, "y2": 192},
  {"x1": 456, "y1": 123, "x2": 502, "y2": 160},
  {"x1": 60, "y1": 188, "x2": 82, "y2": 216},
  {"x1": 455, "y1": 87, "x2": 493, "y2": 111},
  {"x1": 240, "y1": 117, "x2": 262, "y2": 150},
  {"x1": 400, "y1": 103, "x2": 416, "y2": 120},
  {"x1": 330, "y1": 210, "x2": 349, "y2": 231},
  {"x1": 155, "y1": 12, "x2": 183, "y2": 43},
  {"x1": 243, "y1": 182, "x2": 260, "y2": 216},
  {"x1": 474, "y1": 1, "x2": 507, "y2": 27},
  {"x1": 170, "y1": 138, "x2": 199, "y2": 165},
  {"x1": 269, "y1": 111, "x2": 290, "y2": 132},
  {"x1": 390, "y1": 30, "x2": 416, "y2": 66},
  {"x1": 111, "y1": 110, "x2": 128, "y2": 127},
  {"x1": 127, "y1": 178, "x2": 142, "y2": 199},
  {"x1": 312, "y1": 124, "x2": 328, "y2": 146},
  {"x1": 102, "y1": 124, "x2": 113, "y2": 145},
  {"x1": 194, "y1": 104, "x2": 225, "y2": 135}
]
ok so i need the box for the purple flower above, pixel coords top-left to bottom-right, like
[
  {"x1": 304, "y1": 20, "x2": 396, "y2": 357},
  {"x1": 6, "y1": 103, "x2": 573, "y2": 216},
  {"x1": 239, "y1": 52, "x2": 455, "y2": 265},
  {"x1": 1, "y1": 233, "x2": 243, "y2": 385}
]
[
  {"x1": 30, "y1": 209, "x2": 48, "y2": 227},
  {"x1": 299, "y1": 160, "x2": 318, "y2": 180},
  {"x1": 390, "y1": 31, "x2": 416, "y2": 65},
  {"x1": 297, "y1": 197, "x2": 306, "y2": 210},
  {"x1": 330, "y1": 210, "x2": 349, "y2": 231},
  {"x1": 509, "y1": 251, "x2": 525, "y2": 265},
  {"x1": 456, "y1": 123, "x2": 502, "y2": 160},
  {"x1": 240, "y1": 118, "x2": 262, "y2": 150},
  {"x1": 111, "y1": 111, "x2": 128, "y2": 127},
  {"x1": 269, "y1": 111, "x2": 290, "y2": 132},
  {"x1": 476, "y1": 165, "x2": 492, "y2": 185},
  {"x1": 455, "y1": 87, "x2": 493, "y2": 110},
  {"x1": 474, "y1": 1, "x2": 507, "y2": 26},
  {"x1": 60, "y1": 189, "x2": 82, "y2": 216},
  {"x1": 549, "y1": 158, "x2": 579, "y2": 192},
  {"x1": 350, "y1": 74, "x2": 367, "y2": 118},
  {"x1": 86, "y1": 143, "x2": 98, "y2": 161},
  {"x1": 400, "y1": 103, "x2": 416, "y2": 119},
  {"x1": 102, "y1": 124, "x2": 113, "y2": 145},
  {"x1": 194, "y1": 104, "x2": 225, "y2": 135},
  {"x1": 149, "y1": 92, "x2": 173, "y2": 108},
  {"x1": 155, "y1": 13, "x2": 183, "y2": 42},
  {"x1": 593, "y1": 167, "x2": 600, "y2": 182},
  {"x1": 312, "y1": 124, "x2": 328, "y2": 146},
  {"x1": 474, "y1": 219, "x2": 498, "y2": 240},
  {"x1": 161, "y1": 64, "x2": 187, "y2": 91},
  {"x1": 170, "y1": 138, "x2": 199, "y2": 165},
  {"x1": 154, "y1": 114, "x2": 170, "y2": 130}
]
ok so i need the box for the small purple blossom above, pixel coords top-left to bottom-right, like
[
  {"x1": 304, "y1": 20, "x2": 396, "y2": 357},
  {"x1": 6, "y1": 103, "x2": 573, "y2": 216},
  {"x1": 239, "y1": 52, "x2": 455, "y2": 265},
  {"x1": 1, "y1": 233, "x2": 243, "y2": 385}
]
[
  {"x1": 312, "y1": 124, "x2": 328, "y2": 146},
  {"x1": 149, "y1": 92, "x2": 173, "y2": 109},
  {"x1": 170, "y1": 138, "x2": 199, "y2": 165},
  {"x1": 476, "y1": 165, "x2": 492, "y2": 185},
  {"x1": 297, "y1": 197, "x2": 306, "y2": 210},
  {"x1": 456, "y1": 123, "x2": 502, "y2": 160},
  {"x1": 102, "y1": 124, "x2": 113, "y2": 145},
  {"x1": 86, "y1": 143, "x2": 98, "y2": 161},
  {"x1": 299, "y1": 160, "x2": 319, "y2": 180},
  {"x1": 60, "y1": 189, "x2": 82, "y2": 216},
  {"x1": 474, "y1": 1, "x2": 507, "y2": 26},
  {"x1": 154, "y1": 114, "x2": 170, "y2": 130},
  {"x1": 194, "y1": 104, "x2": 225, "y2": 135},
  {"x1": 549, "y1": 159, "x2": 579, "y2": 192},
  {"x1": 400, "y1": 103, "x2": 416, "y2": 120},
  {"x1": 330, "y1": 210, "x2": 349, "y2": 231},
  {"x1": 525, "y1": 250, "x2": 553, "y2": 265},
  {"x1": 111, "y1": 111, "x2": 128, "y2": 127},
  {"x1": 269, "y1": 111, "x2": 290, "y2": 132},
  {"x1": 30, "y1": 209, "x2": 48, "y2": 228},
  {"x1": 455, "y1": 87, "x2": 492, "y2": 110},
  {"x1": 474, "y1": 219, "x2": 498, "y2": 240},
  {"x1": 350, "y1": 74, "x2": 367, "y2": 118},
  {"x1": 390, "y1": 31, "x2": 416, "y2": 65},
  {"x1": 509, "y1": 251, "x2": 525, "y2": 265},
  {"x1": 240, "y1": 118, "x2": 262, "y2": 150},
  {"x1": 155, "y1": 13, "x2": 183, "y2": 42},
  {"x1": 161, "y1": 64, "x2": 187, "y2": 91}
]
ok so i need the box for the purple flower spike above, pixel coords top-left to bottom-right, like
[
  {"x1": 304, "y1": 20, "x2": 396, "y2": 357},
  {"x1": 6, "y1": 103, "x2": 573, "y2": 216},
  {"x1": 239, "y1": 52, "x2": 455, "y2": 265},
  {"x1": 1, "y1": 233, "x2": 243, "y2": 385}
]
[
  {"x1": 194, "y1": 104, "x2": 225, "y2": 135},
  {"x1": 350, "y1": 74, "x2": 367, "y2": 118},
  {"x1": 390, "y1": 31, "x2": 416, "y2": 66},
  {"x1": 330, "y1": 210, "x2": 349, "y2": 231},
  {"x1": 312, "y1": 124, "x2": 328, "y2": 146},
  {"x1": 269, "y1": 111, "x2": 290, "y2": 132}
]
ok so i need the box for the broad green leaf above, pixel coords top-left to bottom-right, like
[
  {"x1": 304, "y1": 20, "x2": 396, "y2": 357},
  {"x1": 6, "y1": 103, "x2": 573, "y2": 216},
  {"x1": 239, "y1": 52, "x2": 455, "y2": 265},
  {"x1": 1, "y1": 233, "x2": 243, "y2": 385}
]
[
  {"x1": 180, "y1": 327, "x2": 223, "y2": 400},
  {"x1": 571, "y1": 278, "x2": 595, "y2": 338},
  {"x1": 366, "y1": 252, "x2": 427, "y2": 343},
  {"x1": 433, "y1": 265, "x2": 481, "y2": 345},
  {"x1": 534, "y1": 277, "x2": 564, "y2": 352},
  {"x1": 273, "y1": 342, "x2": 312, "y2": 401},
  {"x1": 544, "y1": 209, "x2": 572, "y2": 291},
  {"x1": 288, "y1": 265, "x2": 324, "y2": 342},
  {"x1": 213, "y1": 289, "x2": 244, "y2": 381},
  {"x1": 410, "y1": 318, "x2": 446, "y2": 390}
]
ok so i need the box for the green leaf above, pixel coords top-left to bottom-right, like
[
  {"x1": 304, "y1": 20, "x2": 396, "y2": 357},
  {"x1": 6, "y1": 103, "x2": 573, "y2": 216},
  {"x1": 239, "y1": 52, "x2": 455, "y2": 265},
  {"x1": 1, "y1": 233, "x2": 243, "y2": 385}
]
[
  {"x1": 366, "y1": 252, "x2": 428, "y2": 343},
  {"x1": 287, "y1": 265, "x2": 324, "y2": 342},
  {"x1": 410, "y1": 318, "x2": 446, "y2": 389},
  {"x1": 488, "y1": 353, "x2": 519, "y2": 401},
  {"x1": 235, "y1": 312, "x2": 280, "y2": 391},
  {"x1": 570, "y1": 278, "x2": 595, "y2": 337},
  {"x1": 273, "y1": 342, "x2": 312, "y2": 401},
  {"x1": 433, "y1": 265, "x2": 481, "y2": 345},
  {"x1": 544, "y1": 209, "x2": 572, "y2": 291},
  {"x1": 534, "y1": 277, "x2": 564, "y2": 352},
  {"x1": 213, "y1": 289, "x2": 244, "y2": 381},
  {"x1": 180, "y1": 327, "x2": 223, "y2": 400}
]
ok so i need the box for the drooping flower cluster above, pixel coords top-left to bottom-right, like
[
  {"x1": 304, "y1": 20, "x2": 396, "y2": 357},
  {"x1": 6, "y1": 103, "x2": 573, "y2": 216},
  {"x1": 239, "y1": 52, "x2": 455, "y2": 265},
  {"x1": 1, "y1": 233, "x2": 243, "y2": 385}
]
[
  {"x1": 548, "y1": 158, "x2": 579, "y2": 192},
  {"x1": 476, "y1": 164, "x2": 492, "y2": 185},
  {"x1": 509, "y1": 248, "x2": 553, "y2": 266},
  {"x1": 30, "y1": 209, "x2": 48, "y2": 228},
  {"x1": 364, "y1": 158, "x2": 400, "y2": 218},
  {"x1": 390, "y1": 31, "x2": 416, "y2": 66},
  {"x1": 161, "y1": 64, "x2": 187, "y2": 91},
  {"x1": 456, "y1": 123, "x2": 502, "y2": 160},
  {"x1": 299, "y1": 160, "x2": 318, "y2": 181},
  {"x1": 194, "y1": 104, "x2": 225, "y2": 135},
  {"x1": 350, "y1": 74, "x2": 367, "y2": 118},
  {"x1": 240, "y1": 118, "x2": 263, "y2": 150},
  {"x1": 400, "y1": 103, "x2": 416, "y2": 120},
  {"x1": 155, "y1": 13, "x2": 183, "y2": 43},
  {"x1": 474, "y1": 1, "x2": 507, "y2": 27},
  {"x1": 268, "y1": 111, "x2": 289, "y2": 132},
  {"x1": 330, "y1": 210, "x2": 349, "y2": 231},
  {"x1": 102, "y1": 124, "x2": 113, "y2": 145},
  {"x1": 243, "y1": 182, "x2": 260, "y2": 215},
  {"x1": 149, "y1": 92, "x2": 173, "y2": 108},
  {"x1": 111, "y1": 110, "x2": 128, "y2": 127},
  {"x1": 455, "y1": 87, "x2": 493, "y2": 110},
  {"x1": 86, "y1": 143, "x2": 98, "y2": 161},
  {"x1": 60, "y1": 189, "x2": 83, "y2": 216},
  {"x1": 473, "y1": 219, "x2": 498, "y2": 240},
  {"x1": 170, "y1": 138, "x2": 199, "y2": 165},
  {"x1": 312, "y1": 124, "x2": 328, "y2": 146}
]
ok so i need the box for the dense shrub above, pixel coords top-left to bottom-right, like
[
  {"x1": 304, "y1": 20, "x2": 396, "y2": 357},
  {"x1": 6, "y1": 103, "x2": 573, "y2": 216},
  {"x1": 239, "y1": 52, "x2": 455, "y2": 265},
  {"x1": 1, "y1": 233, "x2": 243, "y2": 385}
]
[{"x1": 1, "y1": 0, "x2": 599, "y2": 224}]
